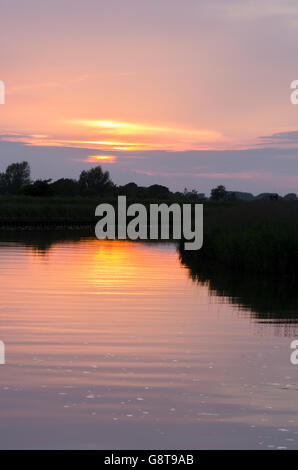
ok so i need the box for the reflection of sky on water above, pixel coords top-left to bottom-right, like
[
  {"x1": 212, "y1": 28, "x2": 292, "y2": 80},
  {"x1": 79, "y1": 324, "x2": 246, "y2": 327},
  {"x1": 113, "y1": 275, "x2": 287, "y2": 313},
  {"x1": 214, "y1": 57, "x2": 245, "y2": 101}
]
[{"x1": 0, "y1": 238, "x2": 297, "y2": 449}]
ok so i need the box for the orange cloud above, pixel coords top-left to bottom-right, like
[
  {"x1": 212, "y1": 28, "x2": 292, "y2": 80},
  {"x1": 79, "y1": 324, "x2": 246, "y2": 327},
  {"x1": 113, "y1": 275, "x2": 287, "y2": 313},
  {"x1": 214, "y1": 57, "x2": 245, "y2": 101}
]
[
  {"x1": 69, "y1": 119, "x2": 223, "y2": 151},
  {"x1": 0, "y1": 118, "x2": 228, "y2": 152}
]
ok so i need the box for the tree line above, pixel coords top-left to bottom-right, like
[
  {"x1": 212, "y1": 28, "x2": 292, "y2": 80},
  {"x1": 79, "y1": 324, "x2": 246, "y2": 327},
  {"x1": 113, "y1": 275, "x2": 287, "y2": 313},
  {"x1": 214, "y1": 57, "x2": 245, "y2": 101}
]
[{"x1": 0, "y1": 161, "x2": 231, "y2": 201}]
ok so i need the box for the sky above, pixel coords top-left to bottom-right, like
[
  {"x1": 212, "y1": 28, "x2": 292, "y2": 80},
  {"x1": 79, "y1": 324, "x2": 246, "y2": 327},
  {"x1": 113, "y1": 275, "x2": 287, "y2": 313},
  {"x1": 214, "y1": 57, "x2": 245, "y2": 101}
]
[{"x1": 1, "y1": 0, "x2": 298, "y2": 195}]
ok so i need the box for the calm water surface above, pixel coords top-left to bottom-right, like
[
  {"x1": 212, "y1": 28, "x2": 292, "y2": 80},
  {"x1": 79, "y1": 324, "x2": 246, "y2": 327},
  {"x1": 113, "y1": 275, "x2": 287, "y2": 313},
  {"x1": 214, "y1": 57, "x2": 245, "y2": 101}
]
[{"x1": 0, "y1": 236, "x2": 298, "y2": 449}]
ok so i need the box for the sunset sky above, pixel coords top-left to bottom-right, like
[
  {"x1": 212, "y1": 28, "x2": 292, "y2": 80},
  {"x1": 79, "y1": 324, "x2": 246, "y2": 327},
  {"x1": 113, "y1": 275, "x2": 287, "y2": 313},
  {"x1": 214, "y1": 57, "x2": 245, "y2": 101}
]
[{"x1": 1, "y1": 0, "x2": 298, "y2": 195}]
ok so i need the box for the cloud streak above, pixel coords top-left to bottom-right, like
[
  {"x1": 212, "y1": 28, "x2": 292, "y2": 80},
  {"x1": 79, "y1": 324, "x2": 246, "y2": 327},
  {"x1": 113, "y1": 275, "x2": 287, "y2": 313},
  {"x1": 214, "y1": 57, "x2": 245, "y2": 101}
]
[{"x1": 1, "y1": 140, "x2": 298, "y2": 195}]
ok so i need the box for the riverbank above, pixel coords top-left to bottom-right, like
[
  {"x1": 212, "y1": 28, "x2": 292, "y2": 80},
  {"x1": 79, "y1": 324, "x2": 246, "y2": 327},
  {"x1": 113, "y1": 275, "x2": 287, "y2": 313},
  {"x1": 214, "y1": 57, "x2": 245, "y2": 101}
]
[
  {"x1": 1, "y1": 196, "x2": 298, "y2": 275},
  {"x1": 0, "y1": 195, "x2": 205, "y2": 229},
  {"x1": 0, "y1": 194, "x2": 283, "y2": 227},
  {"x1": 179, "y1": 200, "x2": 298, "y2": 275}
]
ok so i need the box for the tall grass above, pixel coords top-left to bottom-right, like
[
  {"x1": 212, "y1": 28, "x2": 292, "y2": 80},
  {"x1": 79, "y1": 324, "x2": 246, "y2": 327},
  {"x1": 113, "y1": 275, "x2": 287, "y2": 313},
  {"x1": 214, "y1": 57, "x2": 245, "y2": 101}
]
[{"x1": 180, "y1": 200, "x2": 298, "y2": 275}]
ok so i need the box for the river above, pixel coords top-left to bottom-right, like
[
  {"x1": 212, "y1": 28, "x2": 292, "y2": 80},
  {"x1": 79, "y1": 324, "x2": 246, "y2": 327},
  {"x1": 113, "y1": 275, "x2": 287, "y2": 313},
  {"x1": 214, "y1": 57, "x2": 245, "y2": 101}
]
[{"x1": 0, "y1": 234, "x2": 297, "y2": 449}]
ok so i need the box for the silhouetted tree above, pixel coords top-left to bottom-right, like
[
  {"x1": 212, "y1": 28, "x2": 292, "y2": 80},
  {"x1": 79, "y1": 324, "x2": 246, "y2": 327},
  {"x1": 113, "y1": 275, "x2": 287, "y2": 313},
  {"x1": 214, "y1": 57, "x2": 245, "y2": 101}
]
[
  {"x1": 0, "y1": 161, "x2": 30, "y2": 194},
  {"x1": 79, "y1": 166, "x2": 114, "y2": 196},
  {"x1": 118, "y1": 182, "x2": 139, "y2": 197},
  {"x1": 146, "y1": 184, "x2": 170, "y2": 199},
  {"x1": 210, "y1": 185, "x2": 227, "y2": 201},
  {"x1": 51, "y1": 178, "x2": 80, "y2": 196},
  {"x1": 0, "y1": 173, "x2": 7, "y2": 195},
  {"x1": 21, "y1": 179, "x2": 53, "y2": 197},
  {"x1": 174, "y1": 191, "x2": 184, "y2": 199},
  {"x1": 183, "y1": 188, "x2": 200, "y2": 200}
]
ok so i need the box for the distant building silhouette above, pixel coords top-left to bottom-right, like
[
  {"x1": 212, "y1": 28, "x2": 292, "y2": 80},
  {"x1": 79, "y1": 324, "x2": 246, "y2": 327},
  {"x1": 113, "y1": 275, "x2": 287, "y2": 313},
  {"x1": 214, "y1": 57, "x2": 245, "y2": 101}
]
[
  {"x1": 284, "y1": 193, "x2": 297, "y2": 200},
  {"x1": 226, "y1": 191, "x2": 254, "y2": 201},
  {"x1": 255, "y1": 193, "x2": 280, "y2": 201}
]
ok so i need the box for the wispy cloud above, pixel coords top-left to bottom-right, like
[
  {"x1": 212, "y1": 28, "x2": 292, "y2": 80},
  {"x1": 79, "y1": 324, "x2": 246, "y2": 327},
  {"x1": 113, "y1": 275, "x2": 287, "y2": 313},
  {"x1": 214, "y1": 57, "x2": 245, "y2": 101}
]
[{"x1": 258, "y1": 130, "x2": 298, "y2": 146}]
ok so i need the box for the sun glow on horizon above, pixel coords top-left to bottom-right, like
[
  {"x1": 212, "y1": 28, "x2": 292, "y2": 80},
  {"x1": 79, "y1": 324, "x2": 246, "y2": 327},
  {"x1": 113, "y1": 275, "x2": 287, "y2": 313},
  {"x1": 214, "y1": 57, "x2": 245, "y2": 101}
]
[
  {"x1": 87, "y1": 155, "x2": 116, "y2": 162},
  {"x1": 94, "y1": 121, "x2": 127, "y2": 129}
]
